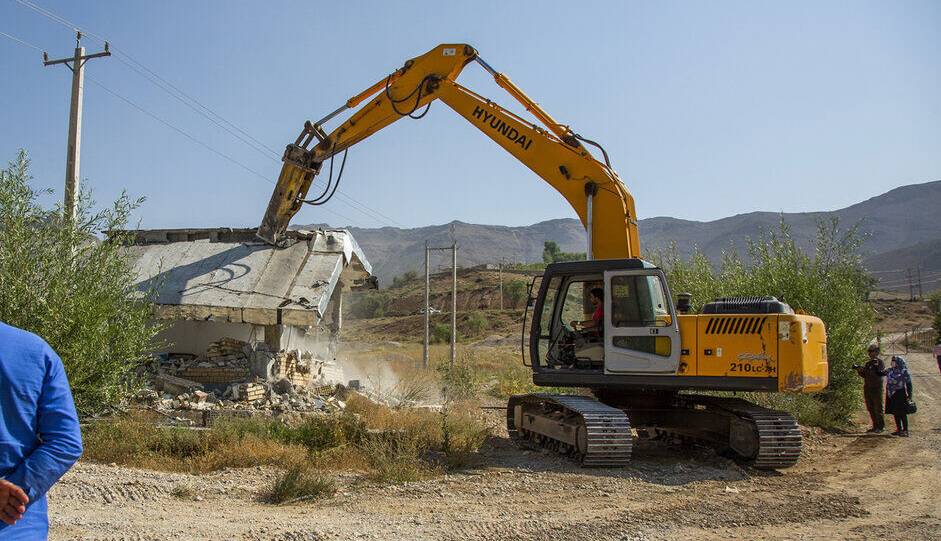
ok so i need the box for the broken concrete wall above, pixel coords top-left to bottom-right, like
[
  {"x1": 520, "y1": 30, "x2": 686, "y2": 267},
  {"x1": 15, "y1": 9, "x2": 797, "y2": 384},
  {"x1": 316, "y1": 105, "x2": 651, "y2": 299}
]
[{"x1": 156, "y1": 320, "x2": 267, "y2": 356}]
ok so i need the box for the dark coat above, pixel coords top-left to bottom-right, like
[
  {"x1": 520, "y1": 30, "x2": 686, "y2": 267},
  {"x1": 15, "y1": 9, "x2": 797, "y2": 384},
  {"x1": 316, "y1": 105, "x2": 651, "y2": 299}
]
[
  {"x1": 858, "y1": 357, "x2": 886, "y2": 393},
  {"x1": 886, "y1": 385, "x2": 913, "y2": 416}
]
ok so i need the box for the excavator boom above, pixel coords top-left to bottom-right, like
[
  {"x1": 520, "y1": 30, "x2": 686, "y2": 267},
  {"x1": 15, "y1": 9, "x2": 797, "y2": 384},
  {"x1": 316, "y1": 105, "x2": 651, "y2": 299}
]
[{"x1": 257, "y1": 44, "x2": 639, "y2": 259}]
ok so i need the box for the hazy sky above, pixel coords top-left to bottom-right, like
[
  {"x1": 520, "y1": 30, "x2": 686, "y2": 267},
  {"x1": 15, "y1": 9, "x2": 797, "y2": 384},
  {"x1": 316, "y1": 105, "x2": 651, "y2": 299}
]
[{"x1": 1, "y1": 1, "x2": 939, "y2": 230}]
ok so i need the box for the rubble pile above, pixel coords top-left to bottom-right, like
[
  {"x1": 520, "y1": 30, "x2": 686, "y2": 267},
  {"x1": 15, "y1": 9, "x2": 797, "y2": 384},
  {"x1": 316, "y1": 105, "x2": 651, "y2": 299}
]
[
  {"x1": 207, "y1": 338, "x2": 250, "y2": 362},
  {"x1": 144, "y1": 338, "x2": 348, "y2": 416}
]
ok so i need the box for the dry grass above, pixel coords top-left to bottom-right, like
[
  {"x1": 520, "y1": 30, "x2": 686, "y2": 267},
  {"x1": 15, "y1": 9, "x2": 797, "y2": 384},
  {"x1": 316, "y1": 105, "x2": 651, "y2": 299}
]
[
  {"x1": 81, "y1": 417, "x2": 311, "y2": 474},
  {"x1": 170, "y1": 484, "x2": 195, "y2": 500},
  {"x1": 82, "y1": 342, "x2": 505, "y2": 490},
  {"x1": 263, "y1": 465, "x2": 336, "y2": 504},
  {"x1": 83, "y1": 395, "x2": 493, "y2": 487}
]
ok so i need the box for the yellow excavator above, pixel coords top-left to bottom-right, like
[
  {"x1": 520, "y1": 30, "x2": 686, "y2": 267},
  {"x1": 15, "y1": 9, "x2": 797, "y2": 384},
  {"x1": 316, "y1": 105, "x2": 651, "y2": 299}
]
[{"x1": 258, "y1": 44, "x2": 829, "y2": 469}]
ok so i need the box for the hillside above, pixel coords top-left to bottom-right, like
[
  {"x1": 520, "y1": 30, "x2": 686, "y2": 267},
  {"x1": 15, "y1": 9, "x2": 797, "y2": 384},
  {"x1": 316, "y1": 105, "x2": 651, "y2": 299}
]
[
  {"x1": 342, "y1": 267, "x2": 937, "y2": 343},
  {"x1": 304, "y1": 180, "x2": 941, "y2": 288},
  {"x1": 639, "y1": 180, "x2": 941, "y2": 260},
  {"x1": 342, "y1": 267, "x2": 533, "y2": 343},
  {"x1": 340, "y1": 219, "x2": 584, "y2": 287},
  {"x1": 346, "y1": 267, "x2": 536, "y2": 318},
  {"x1": 863, "y1": 238, "x2": 941, "y2": 294}
]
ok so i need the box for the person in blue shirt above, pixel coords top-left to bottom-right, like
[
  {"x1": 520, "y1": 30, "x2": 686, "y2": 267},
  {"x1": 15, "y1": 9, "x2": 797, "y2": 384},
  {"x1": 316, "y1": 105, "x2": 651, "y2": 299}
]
[{"x1": 0, "y1": 322, "x2": 83, "y2": 539}]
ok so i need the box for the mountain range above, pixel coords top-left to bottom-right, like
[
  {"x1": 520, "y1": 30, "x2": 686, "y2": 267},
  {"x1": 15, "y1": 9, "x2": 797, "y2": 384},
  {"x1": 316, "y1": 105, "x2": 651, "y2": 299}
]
[{"x1": 303, "y1": 180, "x2": 941, "y2": 292}]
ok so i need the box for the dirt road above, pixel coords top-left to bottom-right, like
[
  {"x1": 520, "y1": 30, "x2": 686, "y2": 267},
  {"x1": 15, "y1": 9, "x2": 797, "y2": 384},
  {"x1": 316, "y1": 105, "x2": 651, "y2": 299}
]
[{"x1": 49, "y1": 352, "x2": 940, "y2": 540}]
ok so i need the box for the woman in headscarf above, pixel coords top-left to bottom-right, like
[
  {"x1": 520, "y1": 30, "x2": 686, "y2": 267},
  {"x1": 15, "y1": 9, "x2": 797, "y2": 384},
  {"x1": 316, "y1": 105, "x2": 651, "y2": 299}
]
[{"x1": 885, "y1": 355, "x2": 914, "y2": 437}]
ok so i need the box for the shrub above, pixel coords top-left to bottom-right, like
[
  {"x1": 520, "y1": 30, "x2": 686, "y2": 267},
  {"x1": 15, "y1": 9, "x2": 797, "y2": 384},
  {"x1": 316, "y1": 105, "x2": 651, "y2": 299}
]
[
  {"x1": 264, "y1": 465, "x2": 336, "y2": 504},
  {"x1": 465, "y1": 311, "x2": 488, "y2": 336},
  {"x1": 362, "y1": 432, "x2": 433, "y2": 483},
  {"x1": 0, "y1": 150, "x2": 160, "y2": 415},
  {"x1": 391, "y1": 270, "x2": 418, "y2": 288},
  {"x1": 84, "y1": 400, "x2": 494, "y2": 483},
  {"x1": 431, "y1": 322, "x2": 457, "y2": 343},
  {"x1": 348, "y1": 290, "x2": 390, "y2": 318},
  {"x1": 504, "y1": 279, "x2": 527, "y2": 309},
  {"x1": 391, "y1": 371, "x2": 434, "y2": 407},
  {"x1": 436, "y1": 353, "x2": 484, "y2": 401},
  {"x1": 170, "y1": 484, "x2": 195, "y2": 500},
  {"x1": 652, "y1": 218, "x2": 875, "y2": 429},
  {"x1": 929, "y1": 291, "x2": 941, "y2": 342}
]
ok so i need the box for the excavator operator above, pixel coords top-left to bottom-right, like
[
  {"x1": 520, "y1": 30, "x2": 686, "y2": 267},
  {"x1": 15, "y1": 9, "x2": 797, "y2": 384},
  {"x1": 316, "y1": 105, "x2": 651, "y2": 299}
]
[{"x1": 571, "y1": 287, "x2": 605, "y2": 340}]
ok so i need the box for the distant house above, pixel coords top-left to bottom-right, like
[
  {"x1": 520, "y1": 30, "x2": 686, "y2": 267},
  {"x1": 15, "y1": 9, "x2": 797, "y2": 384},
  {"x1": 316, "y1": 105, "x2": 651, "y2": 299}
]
[{"x1": 122, "y1": 228, "x2": 374, "y2": 357}]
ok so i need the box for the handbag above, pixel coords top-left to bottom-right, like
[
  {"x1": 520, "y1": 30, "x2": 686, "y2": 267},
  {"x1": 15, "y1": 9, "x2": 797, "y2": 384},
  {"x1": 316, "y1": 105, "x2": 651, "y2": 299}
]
[{"x1": 906, "y1": 398, "x2": 917, "y2": 414}]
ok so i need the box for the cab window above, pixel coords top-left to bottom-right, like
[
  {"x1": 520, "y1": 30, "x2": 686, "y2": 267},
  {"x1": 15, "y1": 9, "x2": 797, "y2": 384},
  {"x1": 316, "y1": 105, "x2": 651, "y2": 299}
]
[
  {"x1": 559, "y1": 280, "x2": 585, "y2": 327},
  {"x1": 535, "y1": 276, "x2": 561, "y2": 361},
  {"x1": 610, "y1": 275, "x2": 669, "y2": 327}
]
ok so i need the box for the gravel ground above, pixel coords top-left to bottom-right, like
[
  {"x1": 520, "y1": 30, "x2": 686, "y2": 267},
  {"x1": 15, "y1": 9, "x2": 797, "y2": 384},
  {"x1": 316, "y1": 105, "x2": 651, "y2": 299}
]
[{"x1": 48, "y1": 352, "x2": 941, "y2": 541}]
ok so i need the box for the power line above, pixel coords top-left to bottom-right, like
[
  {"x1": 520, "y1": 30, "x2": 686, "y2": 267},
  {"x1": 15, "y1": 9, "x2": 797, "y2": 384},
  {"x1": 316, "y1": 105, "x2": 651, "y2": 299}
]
[
  {"x1": 13, "y1": 0, "x2": 407, "y2": 229},
  {"x1": 877, "y1": 270, "x2": 941, "y2": 287},
  {"x1": 867, "y1": 268, "x2": 907, "y2": 275},
  {"x1": 84, "y1": 75, "x2": 361, "y2": 227},
  {"x1": 1, "y1": 28, "x2": 363, "y2": 227},
  {"x1": 16, "y1": 0, "x2": 283, "y2": 160},
  {"x1": 84, "y1": 75, "x2": 267, "y2": 182},
  {"x1": 0, "y1": 29, "x2": 43, "y2": 51}
]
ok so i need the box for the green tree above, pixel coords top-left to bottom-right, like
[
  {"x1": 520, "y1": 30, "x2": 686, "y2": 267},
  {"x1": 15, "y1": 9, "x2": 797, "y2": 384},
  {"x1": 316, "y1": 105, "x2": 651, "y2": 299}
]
[
  {"x1": 432, "y1": 322, "x2": 459, "y2": 343},
  {"x1": 928, "y1": 291, "x2": 941, "y2": 342},
  {"x1": 465, "y1": 311, "x2": 488, "y2": 336},
  {"x1": 651, "y1": 218, "x2": 875, "y2": 428},
  {"x1": 542, "y1": 241, "x2": 561, "y2": 264},
  {"x1": 0, "y1": 150, "x2": 160, "y2": 416},
  {"x1": 391, "y1": 270, "x2": 418, "y2": 288},
  {"x1": 542, "y1": 240, "x2": 585, "y2": 264},
  {"x1": 504, "y1": 279, "x2": 527, "y2": 308},
  {"x1": 348, "y1": 290, "x2": 390, "y2": 318}
]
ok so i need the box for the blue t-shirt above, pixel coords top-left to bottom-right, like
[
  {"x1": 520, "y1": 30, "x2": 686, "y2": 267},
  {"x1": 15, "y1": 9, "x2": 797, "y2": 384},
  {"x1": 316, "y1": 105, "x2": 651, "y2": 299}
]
[{"x1": 0, "y1": 322, "x2": 83, "y2": 539}]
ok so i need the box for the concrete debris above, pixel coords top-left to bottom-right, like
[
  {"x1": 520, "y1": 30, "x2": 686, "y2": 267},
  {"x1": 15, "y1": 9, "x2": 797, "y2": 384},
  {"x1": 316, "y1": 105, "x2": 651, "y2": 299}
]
[
  {"x1": 152, "y1": 373, "x2": 204, "y2": 395},
  {"x1": 142, "y1": 337, "x2": 351, "y2": 417}
]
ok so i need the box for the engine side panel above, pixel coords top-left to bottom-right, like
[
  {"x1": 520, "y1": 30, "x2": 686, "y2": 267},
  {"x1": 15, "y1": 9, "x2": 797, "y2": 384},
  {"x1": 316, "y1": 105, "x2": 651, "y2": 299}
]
[
  {"x1": 691, "y1": 314, "x2": 778, "y2": 378},
  {"x1": 777, "y1": 314, "x2": 828, "y2": 392}
]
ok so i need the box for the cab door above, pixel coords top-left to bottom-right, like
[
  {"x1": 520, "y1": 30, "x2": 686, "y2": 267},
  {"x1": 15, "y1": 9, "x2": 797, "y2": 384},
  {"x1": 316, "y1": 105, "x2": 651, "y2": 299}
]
[{"x1": 603, "y1": 270, "x2": 681, "y2": 374}]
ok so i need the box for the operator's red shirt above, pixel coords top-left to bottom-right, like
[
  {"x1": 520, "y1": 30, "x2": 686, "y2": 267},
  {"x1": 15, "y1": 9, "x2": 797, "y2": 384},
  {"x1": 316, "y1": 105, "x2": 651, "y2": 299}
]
[{"x1": 592, "y1": 306, "x2": 603, "y2": 326}]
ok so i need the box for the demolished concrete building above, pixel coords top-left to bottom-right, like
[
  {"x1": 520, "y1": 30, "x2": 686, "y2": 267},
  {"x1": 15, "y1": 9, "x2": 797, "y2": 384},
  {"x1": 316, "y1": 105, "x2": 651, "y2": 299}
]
[
  {"x1": 126, "y1": 227, "x2": 374, "y2": 358},
  {"x1": 119, "y1": 227, "x2": 375, "y2": 418}
]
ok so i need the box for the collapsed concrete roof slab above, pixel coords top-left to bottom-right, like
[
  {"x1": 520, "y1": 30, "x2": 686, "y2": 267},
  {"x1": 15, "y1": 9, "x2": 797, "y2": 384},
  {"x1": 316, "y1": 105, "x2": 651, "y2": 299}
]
[{"x1": 124, "y1": 228, "x2": 373, "y2": 327}]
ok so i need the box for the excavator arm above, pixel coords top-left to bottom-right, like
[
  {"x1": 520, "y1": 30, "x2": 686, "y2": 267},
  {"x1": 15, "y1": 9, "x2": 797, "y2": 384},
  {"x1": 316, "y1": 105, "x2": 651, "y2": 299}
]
[{"x1": 257, "y1": 43, "x2": 640, "y2": 260}]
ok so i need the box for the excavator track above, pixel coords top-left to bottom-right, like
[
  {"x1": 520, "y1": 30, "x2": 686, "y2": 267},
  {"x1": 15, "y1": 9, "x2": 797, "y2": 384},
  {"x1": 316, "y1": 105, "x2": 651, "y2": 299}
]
[
  {"x1": 507, "y1": 393, "x2": 632, "y2": 467},
  {"x1": 641, "y1": 395, "x2": 802, "y2": 470},
  {"x1": 692, "y1": 396, "x2": 802, "y2": 469}
]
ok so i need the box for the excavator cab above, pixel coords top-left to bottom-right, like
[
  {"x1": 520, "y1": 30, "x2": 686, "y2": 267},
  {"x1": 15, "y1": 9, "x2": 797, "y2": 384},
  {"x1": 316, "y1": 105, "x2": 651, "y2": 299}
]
[{"x1": 528, "y1": 259, "x2": 681, "y2": 378}]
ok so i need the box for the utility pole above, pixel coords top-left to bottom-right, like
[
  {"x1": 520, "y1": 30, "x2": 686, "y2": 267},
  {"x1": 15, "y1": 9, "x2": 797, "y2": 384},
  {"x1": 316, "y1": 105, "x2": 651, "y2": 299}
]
[
  {"x1": 423, "y1": 241, "x2": 430, "y2": 369},
  {"x1": 451, "y1": 241, "x2": 458, "y2": 369},
  {"x1": 498, "y1": 258, "x2": 503, "y2": 311},
  {"x1": 907, "y1": 268, "x2": 915, "y2": 301},
  {"x1": 423, "y1": 242, "x2": 459, "y2": 369},
  {"x1": 43, "y1": 32, "x2": 110, "y2": 225},
  {"x1": 916, "y1": 267, "x2": 924, "y2": 300}
]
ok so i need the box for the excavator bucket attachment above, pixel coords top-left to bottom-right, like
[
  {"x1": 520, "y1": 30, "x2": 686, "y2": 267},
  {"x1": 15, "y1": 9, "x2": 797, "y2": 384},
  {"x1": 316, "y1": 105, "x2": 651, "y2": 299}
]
[{"x1": 257, "y1": 140, "x2": 322, "y2": 245}]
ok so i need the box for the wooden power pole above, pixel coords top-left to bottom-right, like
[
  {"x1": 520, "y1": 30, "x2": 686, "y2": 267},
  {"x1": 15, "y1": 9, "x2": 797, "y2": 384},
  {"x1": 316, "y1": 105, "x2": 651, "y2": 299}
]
[
  {"x1": 423, "y1": 242, "x2": 459, "y2": 369},
  {"x1": 451, "y1": 241, "x2": 458, "y2": 368},
  {"x1": 423, "y1": 241, "x2": 430, "y2": 369},
  {"x1": 43, "y1": 32, "x2": 110, "y2": 225}
]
